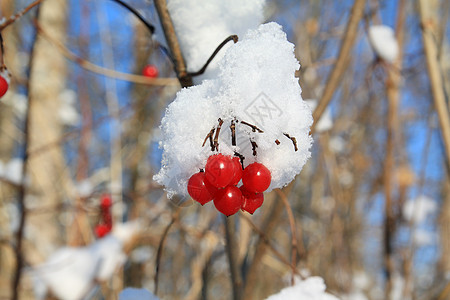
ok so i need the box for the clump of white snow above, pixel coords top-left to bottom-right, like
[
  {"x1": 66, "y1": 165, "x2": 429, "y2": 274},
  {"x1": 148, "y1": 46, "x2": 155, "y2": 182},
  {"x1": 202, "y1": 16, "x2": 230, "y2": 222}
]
[
  {"x1": 367, "y1": 25, "x2": 399, "y2": 63},
  {"x1": 265, "y1": 276, "x2": 340, "y2": 300},
  {"x1": 0, "y1": 158, "x2": 26, "y2": 185},
  {"x1": 59, "y1": 89, "x2": 80, "y2": 126},
  {"x1": 154, "y1": 22, "x2": 313, "y2": 197},
  {"x1": 31, "y1": 221, "x2": 140, "y2": 300},
  {"x1": 167, "y1": 0, "x2": 265, "y2": 83},
  {"x1": 119, "y1": 288, "x2": 159, "y2": 300},
  {"x1": 402, "y1": 195, "x2": 437, "y2": 224}
]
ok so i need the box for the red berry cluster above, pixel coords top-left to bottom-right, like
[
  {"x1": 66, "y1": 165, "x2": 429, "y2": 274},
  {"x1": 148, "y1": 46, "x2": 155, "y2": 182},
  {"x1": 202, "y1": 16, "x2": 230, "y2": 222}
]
[
  {"x1": 94, "y1": 194, "x2": 113, "y2": 238},
  {"x1": 0, "y1": 75, "x2": 9, "y2": 98},
  {"x1": 187, "y1": 154, "x2": 271, "y2": 216}
]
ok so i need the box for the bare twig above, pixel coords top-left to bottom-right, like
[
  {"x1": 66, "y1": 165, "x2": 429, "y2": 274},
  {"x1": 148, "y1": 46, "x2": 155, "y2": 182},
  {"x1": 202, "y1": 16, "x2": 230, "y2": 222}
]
[
  {"x1": 0, "y1": 0, "x2": 44, "y2": 32},
  {"x1": 383, "y1": 0, "x2": 406, "y2": 297},
  {"x1": 154, "y1": 0, "x2": 192, "y2": 87},
  {"x1": 311, "y1": 0, "x2": 366, "y2": 134},
  {"x1": 276, "y1": 190, "x2": 300, "y2": 286},
  {"x1": 11, "y1": 5, "x2": 42, "y2": 299},
  {"x1": 418, "y1": 0, "x2": 450, "y2": 168},
  {"x1": 224, "y1": 215, "x2": 243, "y2": 300},
  {"x1": 188, "y1": 35, "x2": 238, "y2": 77},
  {"x1": 108, "y1": 0, "x2": 155, "y2": 34},
  {"x1": 154, "y1": 210, "x2": 180, "y2": 296},
  {"x1": 35, "y1": 22, "x2": 179, "y2": 86}
]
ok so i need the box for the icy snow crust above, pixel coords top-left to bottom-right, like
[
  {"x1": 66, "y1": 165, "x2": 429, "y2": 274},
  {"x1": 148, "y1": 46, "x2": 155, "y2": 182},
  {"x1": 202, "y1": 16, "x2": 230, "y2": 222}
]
[{"x1": 154, "y1": 23, "x2": 313, "y2": 197}]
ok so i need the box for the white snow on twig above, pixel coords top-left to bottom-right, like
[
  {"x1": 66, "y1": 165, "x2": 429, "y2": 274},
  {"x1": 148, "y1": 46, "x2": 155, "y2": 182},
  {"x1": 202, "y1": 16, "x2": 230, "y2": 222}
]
[{"x1": 368, "y1": 25, "x2": 399, "y2": 63}]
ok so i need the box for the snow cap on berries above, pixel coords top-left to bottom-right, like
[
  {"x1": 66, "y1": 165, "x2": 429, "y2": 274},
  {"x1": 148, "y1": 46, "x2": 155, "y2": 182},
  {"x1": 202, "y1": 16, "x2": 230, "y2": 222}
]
[{"x1": 154, "y1": 22, "x2": 313, "y2": 197}]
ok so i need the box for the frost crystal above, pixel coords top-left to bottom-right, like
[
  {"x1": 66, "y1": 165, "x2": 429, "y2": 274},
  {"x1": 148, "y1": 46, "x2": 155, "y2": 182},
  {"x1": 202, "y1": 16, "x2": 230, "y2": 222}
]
[
  {"x1": 154, "y1": 23, "x2": 313, "y2": 197},
  {"x1": 368, "y1": 25, "x2": 399, "y2": 63}
]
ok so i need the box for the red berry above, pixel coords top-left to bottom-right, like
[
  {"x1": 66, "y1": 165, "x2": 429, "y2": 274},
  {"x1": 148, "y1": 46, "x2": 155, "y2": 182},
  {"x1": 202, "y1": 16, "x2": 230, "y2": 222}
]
[
  {"x1": 242, "y1": 162, "x2": 271, "y2": 193},
  {"x1": 142, "y1": 64, "x2": 159, "y2": 78},
  {"x1": 100, "y1": 194, "x2": 112, "y2": 209},
  {"x1": 230, "y1": 157, "x2": 243, "y2": 185},
  {"x1": 213, "y1": 185, "x2": 243, "y2": 216},
  {"x1": 205, "y1": 154, "x2": 235, "y2": 188},
  {"x1": 0, "y1": 76, "x2": 9, "y2": 98},
  {"x1": 240, "y1": 186, "x2": 264, "y2": 214},
  {"x1": 95, "y1": 224, "x2": 110, "y2": 238},
  {"x1": 188, "y1": 172, "x2": 218, "y2": 205}
]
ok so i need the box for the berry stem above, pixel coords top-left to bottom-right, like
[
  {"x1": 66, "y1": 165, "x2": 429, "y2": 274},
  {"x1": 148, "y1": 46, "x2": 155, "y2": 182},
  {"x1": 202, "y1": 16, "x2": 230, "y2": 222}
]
[
  {"x1": 240, "y1": 120, "x2": 264, "y2": 133},
  {"x1": 230, "y1": 119, "x2": 236, "y2": 146},
  {"x1": 283, "y1": 133, "x2": 298, "y2": 151},
  {"x1": 213, "y1": 118, "x2": 224, "y2": 151},
  {"x1": 250, "y1": 140, "x2": 258, "y2": 156},
  {"x1": 202, "y1": 127, "x2": 216, "y2": 151}
]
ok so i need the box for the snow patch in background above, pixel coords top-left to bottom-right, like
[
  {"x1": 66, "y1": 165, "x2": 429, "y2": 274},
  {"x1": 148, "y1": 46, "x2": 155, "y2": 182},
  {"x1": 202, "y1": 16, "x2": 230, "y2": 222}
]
[
  {"x1": 31, "y1": 221, "x2": 140, "y2": 300},
  {"x1": 368, "y1": 25, "x2": 399, "y2": 63},
  {"x1": 266, "y1": 276, "x2": 340, "y2": 300},
  {"x1": 168, "y1": 0, "x2": 265, "y2": 83},
  {"x1": 154, "y1": 23, "x2": 313, "y2": 197},
  {"x1": 402, "y1": 194, "x2": 437, "y2": 224}
]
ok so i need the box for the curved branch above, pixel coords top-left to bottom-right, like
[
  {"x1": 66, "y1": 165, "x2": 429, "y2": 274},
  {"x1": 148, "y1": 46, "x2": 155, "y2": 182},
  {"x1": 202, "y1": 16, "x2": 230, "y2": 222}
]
[
  {"x1": 188, "y1": 35, "x2": 238, "y2": 77},
  {"x1": 108, "y1": 0, "x2": 155, "y2": 34}
]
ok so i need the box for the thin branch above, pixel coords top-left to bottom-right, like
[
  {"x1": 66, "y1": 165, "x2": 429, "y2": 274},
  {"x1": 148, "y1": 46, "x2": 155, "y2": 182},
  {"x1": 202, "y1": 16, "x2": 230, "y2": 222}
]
[
  {"x1": 311, "y1": 0, "x2": 366, "y2": 134},
  {"x1": 418, "y1": 0, "x2": 450, "y2": 168},
  {"x1": 224, "y1": 215, "x2": 243, "y2": 300},
  {"x1": 35, "y1": 21, "x2": 179, "y2": 86},
  {"x1": 154, "y1": 0, "x2": 192, "y2": 87},
  {"x1": 11, "y1": 5, "x2": 42, "y2": 299},
  {"x1": 154, "y1": 210, "x2": 179, "y2": 296},
  {"x1": 188, "y1": 35, "x2": 238, "y2": 77},
  {"x1": 0, "y1": 0, "x2": 44, "y2": 32},
  {"x1": 240, "y1": 214, "x2": 300, "y2": 277},
  {"x1": 276, "y1": 189, "x2": 300, "y2": 286},
  {"x1": 108, "y1": 0, "x2": 155, "y2": 34}
]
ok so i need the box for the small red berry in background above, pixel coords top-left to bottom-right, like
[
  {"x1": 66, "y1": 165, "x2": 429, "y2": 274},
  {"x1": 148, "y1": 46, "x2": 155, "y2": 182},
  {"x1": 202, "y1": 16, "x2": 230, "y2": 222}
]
[
  {"x1": 100, "y1": 194, "x2": 112, "y2": 209},
  {"x1": 0, "y1": 75, "x2": 9, "y2": 98},
  {"x1": 240, "y1": 186, "x2": 264, "y2": 214},
  {"x1": 95, "y1": 194, "x2": 113, "y2": 238},
  {"x1": 95, "y1": 224, "x2": 110, "y2": 238},
  {"x1": 242, "y1": 162, "x2": 271, "y2": 193},
  {"x1": 142, "y1": 64, "x2": 159, "y2": 78},
  {"x1": 205, "y1": 154, "x2": 235, "y2": 188},
  {"x1": 213, "y1": 185, "x2": 243, "y2": 216},
  {"x1": 187, "y1": 172, "x2": 217, "y2": 205}
]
